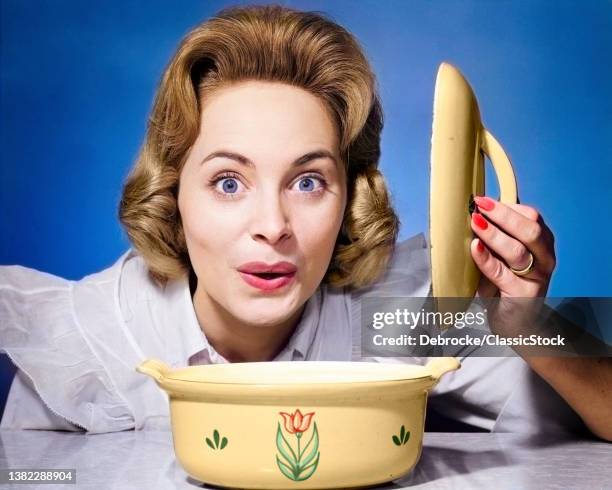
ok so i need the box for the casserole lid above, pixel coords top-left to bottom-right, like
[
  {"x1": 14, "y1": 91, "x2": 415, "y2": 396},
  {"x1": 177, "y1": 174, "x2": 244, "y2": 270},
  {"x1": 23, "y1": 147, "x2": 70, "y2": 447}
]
[{"x1": 429, "y1": 62, "x2": 518, "y2": 309}]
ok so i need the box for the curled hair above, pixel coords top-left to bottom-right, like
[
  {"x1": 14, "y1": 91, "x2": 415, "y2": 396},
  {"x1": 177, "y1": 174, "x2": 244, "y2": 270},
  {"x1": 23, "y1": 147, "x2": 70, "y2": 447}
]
[{"x1": 119, "y1": 4, "x2": 399, "y2": 290}]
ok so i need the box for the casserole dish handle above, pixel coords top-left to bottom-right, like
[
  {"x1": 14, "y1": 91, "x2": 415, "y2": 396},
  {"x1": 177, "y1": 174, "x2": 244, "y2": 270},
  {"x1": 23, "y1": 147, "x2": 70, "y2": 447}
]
[
  {"x1": 136, "y1": 359, "x2": 172, "y2": 382},
  {"x1": 424, "y1": 357, "x2": 460, "y2": 381},
  {"x1": 480, "y1": 129, "x2": 518, "y2": 204}
]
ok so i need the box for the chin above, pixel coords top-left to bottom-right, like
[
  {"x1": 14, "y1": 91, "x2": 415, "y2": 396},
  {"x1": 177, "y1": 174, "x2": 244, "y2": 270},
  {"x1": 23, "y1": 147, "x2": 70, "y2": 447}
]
[
  {"x1": 232, "y1": 298, "x2": 303, "y2": 327},
  {"x1": 234, "y1": 312, "x2": 292, "y2": 329}
]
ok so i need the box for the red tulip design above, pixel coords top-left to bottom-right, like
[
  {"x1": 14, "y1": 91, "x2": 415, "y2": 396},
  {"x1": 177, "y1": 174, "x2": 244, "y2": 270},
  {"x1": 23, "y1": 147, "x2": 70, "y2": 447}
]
[
  {"x1": 279, "y1": 409, "x2": 315, "y2": 434},
  {"x1": 276, "y1": 408, "x2": 320, "y2": 481}
]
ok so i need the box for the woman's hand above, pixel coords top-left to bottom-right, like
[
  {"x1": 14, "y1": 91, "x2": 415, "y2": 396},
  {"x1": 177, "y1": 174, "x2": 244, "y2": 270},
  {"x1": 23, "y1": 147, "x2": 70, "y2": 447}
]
[
  {"x1": 469, "y1": 195, "x2": 556, "y2": 299},
  {"x1": 468, "y1": 196, "x2": 612, "y2": 442}
]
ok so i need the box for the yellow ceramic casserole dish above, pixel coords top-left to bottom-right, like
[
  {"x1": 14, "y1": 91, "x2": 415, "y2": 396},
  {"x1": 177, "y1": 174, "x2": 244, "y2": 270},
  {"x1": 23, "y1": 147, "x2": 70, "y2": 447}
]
[{"x1": 137, "y1": 357, "x2": 460, "y2": 489}]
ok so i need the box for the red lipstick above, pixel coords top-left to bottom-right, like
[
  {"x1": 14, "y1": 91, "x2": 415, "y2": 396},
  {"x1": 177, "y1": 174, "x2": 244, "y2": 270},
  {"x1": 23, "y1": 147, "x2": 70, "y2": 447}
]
[{"x1": 237, "y1": 261, "x2": 297, "y2": 291}]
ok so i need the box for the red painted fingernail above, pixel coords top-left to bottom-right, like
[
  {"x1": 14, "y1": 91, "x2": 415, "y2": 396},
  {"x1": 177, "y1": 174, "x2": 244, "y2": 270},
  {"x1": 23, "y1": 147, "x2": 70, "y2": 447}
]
[
  {"x1": 474, "y1": 196, "x2": 495, "y2": 211},
  {"x1": 477, "y1": 239, "x2": 485, "y2": 253},
  {"x1": 472, "y1": 212, "x2": 488, "y2": 230}
]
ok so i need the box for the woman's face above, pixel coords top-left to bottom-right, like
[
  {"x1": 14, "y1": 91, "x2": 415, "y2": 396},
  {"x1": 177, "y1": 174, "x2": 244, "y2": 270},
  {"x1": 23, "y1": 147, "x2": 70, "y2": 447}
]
[{"x1": 178, "y1": 80, "x2": 347, "y2": 328}]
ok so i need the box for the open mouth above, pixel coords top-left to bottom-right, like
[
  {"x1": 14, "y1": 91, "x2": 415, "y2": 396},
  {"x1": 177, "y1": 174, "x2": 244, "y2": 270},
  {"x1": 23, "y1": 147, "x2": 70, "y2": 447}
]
[
  {"x1": 251, "y1": 272, "x2": 288, "y2": 280},
  {"x1": 239, "y1": 271, "x2": 296, "y2": 291}
]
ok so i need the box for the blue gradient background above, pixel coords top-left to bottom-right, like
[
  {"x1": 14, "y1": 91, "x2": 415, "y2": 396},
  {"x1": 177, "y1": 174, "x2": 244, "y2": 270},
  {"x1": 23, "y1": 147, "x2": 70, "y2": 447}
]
[{"x1": 2, "y1": 0, "x2": 611, "y2": 297}]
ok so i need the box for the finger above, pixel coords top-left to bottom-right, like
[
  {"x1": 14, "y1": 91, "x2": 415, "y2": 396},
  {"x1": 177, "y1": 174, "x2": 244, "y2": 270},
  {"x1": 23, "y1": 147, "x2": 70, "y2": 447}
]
[
  {"x1": 474, "y1": 196, "x2": 555, "y2": 272},
  {"x1": 506, "y1": 203, "x2": 539, "y2": 221},
  {"x1": 471, "y1": 211, "x2": 533, "y2": 272},
  {"x1": 507, "y1": 202, "x2": 556, "y2": 251},
  {"x1": 471, "y1": 238, "x2": 520, "y2": 294},
  {"x1": 504, "y1": 203, "x2": 557, "y2": 276}
]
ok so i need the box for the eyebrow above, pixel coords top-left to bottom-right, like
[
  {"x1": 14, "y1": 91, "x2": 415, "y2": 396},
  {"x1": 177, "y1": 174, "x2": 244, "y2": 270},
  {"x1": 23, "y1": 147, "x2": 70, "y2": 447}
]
[{"x1": 200, "y1": 149, "x2": 338, "y2": 168}]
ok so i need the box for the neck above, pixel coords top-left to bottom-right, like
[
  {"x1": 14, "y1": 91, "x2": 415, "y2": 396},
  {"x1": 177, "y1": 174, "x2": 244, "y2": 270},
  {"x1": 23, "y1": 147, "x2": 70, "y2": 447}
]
[{"x1": 191, "y1": 282, "x2": 304, "y2": 363}]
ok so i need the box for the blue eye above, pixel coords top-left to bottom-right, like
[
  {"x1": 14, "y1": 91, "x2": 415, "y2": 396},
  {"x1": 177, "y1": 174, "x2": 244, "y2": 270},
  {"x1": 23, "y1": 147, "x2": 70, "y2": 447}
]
[
  {"x1": 221, "y1": 178, "x2": 239, "y2": 194},
  {"x1": 210, "y1": 173, "x2": 244, "y2": 197},
  {"x1": 299, "y1": 177, "x2": 315, "y2": 191},
  {"x1": 295, "y1": 175, "x2": 324, "y2": 193}
]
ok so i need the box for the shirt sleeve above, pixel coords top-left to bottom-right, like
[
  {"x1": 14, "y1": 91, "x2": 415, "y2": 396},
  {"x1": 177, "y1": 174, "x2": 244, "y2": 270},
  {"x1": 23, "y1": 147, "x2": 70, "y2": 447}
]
[
  {"x1": 1, "y1": 369, "x2": 82, "y2": 431},
  {"x1": 0, "y1": 255, "x2": 137, "y2": 433}
]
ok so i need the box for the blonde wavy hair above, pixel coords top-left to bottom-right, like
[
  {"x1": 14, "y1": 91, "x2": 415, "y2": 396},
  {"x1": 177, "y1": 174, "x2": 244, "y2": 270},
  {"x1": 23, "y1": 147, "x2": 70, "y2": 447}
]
[{"x1": 119, "y1": 4, "x2": 399, "y2": 290}]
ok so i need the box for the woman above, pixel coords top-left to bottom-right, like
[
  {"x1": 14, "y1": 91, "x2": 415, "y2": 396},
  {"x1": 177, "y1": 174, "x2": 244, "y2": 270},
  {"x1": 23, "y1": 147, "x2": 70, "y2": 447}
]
[{"x1": 1, "y1": 4, "x2": 610, "y2": 440}]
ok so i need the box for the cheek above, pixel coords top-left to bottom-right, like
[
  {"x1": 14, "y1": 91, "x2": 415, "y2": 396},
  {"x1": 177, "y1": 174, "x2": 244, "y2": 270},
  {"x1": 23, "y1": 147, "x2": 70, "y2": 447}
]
[
  {"x1": 293, "y1": 203, "x2": 343, "y2": 264},
  {"x1": 179, "y1": 190, "x2": 243, "y2": 265}
]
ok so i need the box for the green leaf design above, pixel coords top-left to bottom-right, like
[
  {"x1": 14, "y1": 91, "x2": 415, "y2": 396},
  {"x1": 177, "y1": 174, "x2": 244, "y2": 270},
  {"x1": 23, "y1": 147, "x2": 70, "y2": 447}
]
[
  {"x1": 205, "y1": 430, "x2": 228, "y2": 450},
  {"x1": 276, "y1": 423, "x2": 298, "y2": 466},
  {"x1": 300, "y1": 422, "x2": 316, "y2": 456},
  {"x1": 275, "y1": 418, "x2": 321, "y2": 482},
  {"x1": 276, "y1": 455, "x2": 297, "y2": 480},
  {"x1": 402, "y1": 430, "x2": 410, "y2": 444},
  {"x1": 393, "y1": 425, "x2": 410, "y2": 446},
  {"x1": 299, "y1": 422, "x2": 319, "y2": 468},
  {"x1": 296, "y1": 453, "x2": 320, "y2": 481}
]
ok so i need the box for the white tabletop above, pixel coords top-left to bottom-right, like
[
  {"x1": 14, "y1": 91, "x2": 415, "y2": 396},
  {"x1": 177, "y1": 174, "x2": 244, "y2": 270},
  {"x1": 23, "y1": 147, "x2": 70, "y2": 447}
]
[{"x1": 1, "y1": 429, "x2": 610, "y2": 489}]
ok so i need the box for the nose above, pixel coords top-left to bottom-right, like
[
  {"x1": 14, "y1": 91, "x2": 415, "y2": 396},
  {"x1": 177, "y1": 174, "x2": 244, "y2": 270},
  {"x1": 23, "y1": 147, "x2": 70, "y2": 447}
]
[{"x1": 248, "y1": 189, "x2": 292, "y2": 245}]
